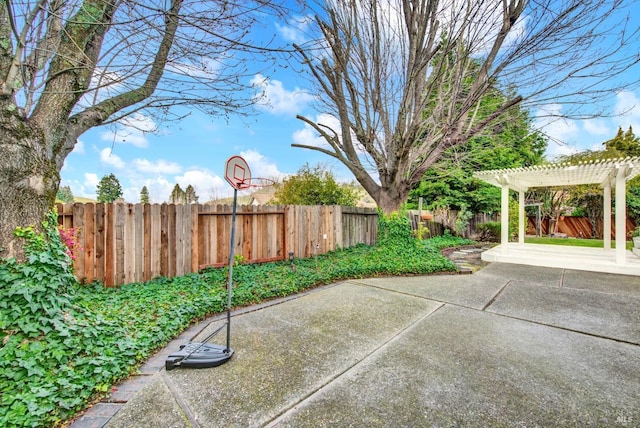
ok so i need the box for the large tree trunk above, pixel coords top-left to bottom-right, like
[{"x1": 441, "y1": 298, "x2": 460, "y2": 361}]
[
  {"x1": 0, "y1": 108, "x2": 59, "y2": 260},
  {"x1": 376, "y1": 188, "x2": 407, "y2": 215},
  {"x1": 359, "y1": 174, "x2": 411, "y2": 215}
]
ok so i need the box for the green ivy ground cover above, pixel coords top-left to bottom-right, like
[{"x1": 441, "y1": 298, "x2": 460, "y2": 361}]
[{"x1": 0, "y1": 211, "x2": 470, "y2": 427}]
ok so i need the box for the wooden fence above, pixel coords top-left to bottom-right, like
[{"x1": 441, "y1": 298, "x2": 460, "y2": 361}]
[
  {"x1": 408, "y1": 210, "x2": 498, "y2": 238},
  {"x1": 56, "y1": 203, "x2": 378, "y2": 286},
  {"x1": 528, "y1": 216, "x2": 634, "y2": 239},
  {"x1": 409, "y1": 209, "x2": 635, "y2": 240}
]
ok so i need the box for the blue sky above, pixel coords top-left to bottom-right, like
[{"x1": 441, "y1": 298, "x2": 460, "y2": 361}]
[{"x1": 60, "y1": 4, "x2": 640, "y2": 204}]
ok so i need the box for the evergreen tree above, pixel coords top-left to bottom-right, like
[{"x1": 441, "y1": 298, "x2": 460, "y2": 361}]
[
  {"x1": 185, "y1": 185, "x2": 199, "y2": 204},
  {"x1": 140, "y1": 186, "x2": 150, "y2": 204},
  {"x1": 56, "y1": 185, "x2": 75, "y2": 203},
  {"x1": 169, "y1": 184, "x2": 186, "y2": 204},
  {"x1": 603, "y1": 126, "x2": 640, "y2": 156},
  {"x1": 409, "y1": 94, "x2": 546, "y2": 214},
  {"x1": 96, "y1": 173, "x2": 123, "y2": 203}
]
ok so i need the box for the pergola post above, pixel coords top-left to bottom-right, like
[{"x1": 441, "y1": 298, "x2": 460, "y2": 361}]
[
  {"x1": 615, "y1": 166, "x2": 629, "y2": 264},
  {"x1": 518, "y1": 191, "x2": 525, "y2": 245},
  {"x1": 603, "y1": 182, "x2": 612, "y2": 250},
  {"x1": 501, "y1": 184, "x2": 509, "y2": 254}
]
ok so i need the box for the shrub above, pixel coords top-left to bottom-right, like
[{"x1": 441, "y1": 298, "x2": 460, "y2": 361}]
[
  {"x1": 377, "y1": 209, "x2": 414, "y2": 248},
  {"x1": 476, "y1": 221, "x2": 501, "y2": 242},
  {"x1": 413, "y1": 222, "x2": 431, "y2": 240}
]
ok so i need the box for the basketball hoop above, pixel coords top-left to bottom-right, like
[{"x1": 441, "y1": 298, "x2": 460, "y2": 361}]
[
  {"x1": 236, "y1": 177, "x2": 276, "y2": 189},
  {"x1": 166, "y1": 156, "x2": 275, "y2": 370}
]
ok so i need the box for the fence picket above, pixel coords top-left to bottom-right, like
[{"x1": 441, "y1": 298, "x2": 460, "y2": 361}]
[
  {"x1": 175, "y1": 204, "x2": 184, "y2": 277},
  {"x1": 190, "y1": 204, "x2": 199, "y2": 273},
  {"x1": 83, "y1": 203, "x2": 95, "y2": 283},
  {"x1": 143, "y1": 204, "x2": 151, "y2": 281},
  {"x1": 105, "y1": 204, "x2": 115, "y2": 287},
  {"x1": 134, "y1": 204, "x2": 143, "y2": 282},
  {"x1": 123, "y1": 204, "x2": 135, "y2": 284},
  {"x1": 71, "y1": 203, "x2": 85, "y2": 281}
]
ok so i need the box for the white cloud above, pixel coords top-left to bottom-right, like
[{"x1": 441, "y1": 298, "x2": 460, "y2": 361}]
[
  {"x1": 588, "y1": 142, "x2": 605, "y2": 152},
  {"x1": 120, "y1": 176, "x2": 168, "y2": 204},
  {"x1": 276, "y1": 15, "x2": 313, "y2": 44},
  {"x1": 75, "y1": 68, "x2": 127, "y2": 110},
  {"x1": 250, "y1": 74, "x2": 314, "y2": 115},
  {"x1": 614, "y1": 91, "x2": 640, "y2": 116},
  {"x1": 175, "y1": 169, "x2": 226, "y2": 201},
  {"x1": 533, "y1": 104, "x2": 581, "y2": 156},
  {"x1": 533, "y1": 92, "x2": 640, "y2": 160},
  {"x1": 101, "y1": 128, "x2": 148, "y2": 147},
  {"x1": 120, "y1": 172, "x2": 223, "y2": 204},
  {"x1": 73, "y1": 140, "x2": 86, "y2": 155},
  {"x1": 165, "y1": 56, "x2": 222, "y2": 79},
  {"x1": 99, "y1": 148, "x2": 125, "y2": 169},
  {"x1": 76, "y1": 173, "x2": 100, "y2": 199},
  {"x1": 291, "y1": 113, "x2": 377, "y2": 179},
  {"x1": 121, "y1": 113, "x2": 157, "y2": 132},
  {"x1": 84, "y1": 173, "x2": 99, "y2": 188},
  {"x1": 123, "y1": 176, "x2": 175, "y2": 204},
  {"x1": 239, "y1": 149, "x2": 286, "y2": 180},
  {"x1": 59, "y1": 173, "x2": 100, "y2": 200},
  {"x1": 582, "y1": 119, "x2": 611, "y2": 136},
  {"x1": 133, "y1": 158, "x2": 182, "y2": 175},
  {"x1": 101, "y1": 113, "x2": 157, "y2": 148},
  {"x1": 292, "y1": 125, "x2": 323, "y2": 148},
  {"x1": 461, "y1": 2, "x2": 528, "y2": 55},
  {"x1": 544, "y1": 141, "x2": 580, "y2": 160}
]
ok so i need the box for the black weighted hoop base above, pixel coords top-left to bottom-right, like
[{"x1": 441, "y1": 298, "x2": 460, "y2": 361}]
[{"x1": 165, "y1": 342, "x2": 234, "y2": 370}]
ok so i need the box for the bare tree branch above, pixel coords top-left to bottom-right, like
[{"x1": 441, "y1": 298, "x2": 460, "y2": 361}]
[
  {"x1": 294, "y1": 0, "x2": 640, "y2": 213},
  {"x1": 66, "y1": 0, "x2": 183, "y2": 153}
]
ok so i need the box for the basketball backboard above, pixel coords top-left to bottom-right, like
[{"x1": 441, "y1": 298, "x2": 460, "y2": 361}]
[{"x1": 224, "y1": 156, "x2": 251, "y2": 190}]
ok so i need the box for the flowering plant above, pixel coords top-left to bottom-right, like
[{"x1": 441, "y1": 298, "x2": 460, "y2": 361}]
[{"x1": 58, "y1": 225, "x2": 82, "y2": 262}]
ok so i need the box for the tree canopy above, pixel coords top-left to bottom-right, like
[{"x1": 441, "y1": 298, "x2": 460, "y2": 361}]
[
  {"x1": 271, "y1": 164, "x2": 359, "y2": 206},
  {"x1": 96, "y1": 173, "x2": 123, "y2": 203},
  {"x1": 292, "y1": 0, "x2": 640, "y2": 214},
  {"x1": 603, "y1": 126, "x2": 640, "y2": 156},
  {"x1": 140, "y1": 186, "x2": 150, "y2": 204},
  {"x1": 185, "y1": 185, "x2": 199, "y2": 204},
  {"x1": 56, "y1": 185, "x2": 75, "y2": 204},
  {"x1": 601, "y1": 127, "x2": 640, "y2": 224},
  {"x1": 169, "y1": 184, "x2": 199, "y2": 204},
  {"x1": 169, "y1": 184, "x2": 185, "y2": 204},
  {"x1": 533, "y1": 126, "x2": 640, "y2": 237}
]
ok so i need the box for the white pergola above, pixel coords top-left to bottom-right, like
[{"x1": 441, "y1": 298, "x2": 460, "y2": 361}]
[{"x1": 474, "y1": 157, "x2": 640, "y2": 274}]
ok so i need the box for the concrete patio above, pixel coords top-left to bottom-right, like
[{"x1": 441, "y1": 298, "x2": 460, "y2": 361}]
[{"x1": 71, "y1": 262, "x2": 639, "y2": 428}]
